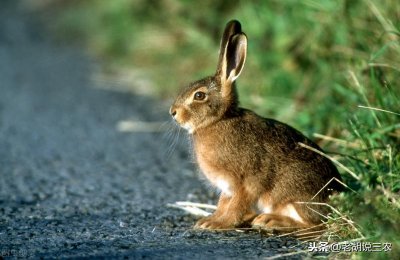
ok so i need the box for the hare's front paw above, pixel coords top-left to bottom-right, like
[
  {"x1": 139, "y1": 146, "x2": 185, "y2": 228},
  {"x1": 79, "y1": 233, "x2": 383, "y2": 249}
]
[{"x1": 194, "y1": 216, "x2": 235, "y2": 230}]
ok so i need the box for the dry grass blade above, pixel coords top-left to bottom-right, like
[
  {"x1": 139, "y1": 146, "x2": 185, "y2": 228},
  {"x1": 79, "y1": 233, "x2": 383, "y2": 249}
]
[
  {"x1": 313, "y1": 133, "x2": 361, "y2": 148},
  {"x1": 174, "y1": 201, "x2": 217, "y2": 210},
  {"x1": 295, "y1": 234, "x2": 324, "y2": 241},
  {"x1": 311, "y1": 177, "x2": 357, "y2": 201},
  {"x1": 367, "y1": 0, "x2": 399, "y2": 42},
  {"x1": 298, "y1": 142, "x2": 361, "y2": 181},
  {"x1": 264, "y1": 249, "x2": 310, "y2": 260},
  {"x1": 166, "y1": 201, "x2": 215, "y2": 217},
  {"x1": 358, "y1": 105, "x2": 400, "y2": 116},
  {"x1": 295, "y1": 201, "x2": 365, "y2": 240},
  {"x1": 276, "y1": 224, "x2": 325, "y2": 239},
  {"x1": 348, "y1": 70, "x2": 382, "y2": 127},
  {"x1": 368, "y1": 62, "x2": 400, "y2": 72}
]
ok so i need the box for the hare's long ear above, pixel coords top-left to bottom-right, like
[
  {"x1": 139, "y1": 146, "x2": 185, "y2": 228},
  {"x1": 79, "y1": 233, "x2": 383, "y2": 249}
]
[
  {"x1": 216, "y1": 20, "x2": 242, "y2": 81},
  {"x1": 216, "y1": 20, "x2": 247, "y2": 98},
  {"x1": 225, "y1": 33, "x2": 247, "y2": 83}
]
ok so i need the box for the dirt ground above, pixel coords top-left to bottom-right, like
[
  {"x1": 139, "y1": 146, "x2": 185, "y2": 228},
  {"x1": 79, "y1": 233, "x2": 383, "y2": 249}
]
[{"x1": 0, "y1": 1, "x2": 308, "y2": 258}]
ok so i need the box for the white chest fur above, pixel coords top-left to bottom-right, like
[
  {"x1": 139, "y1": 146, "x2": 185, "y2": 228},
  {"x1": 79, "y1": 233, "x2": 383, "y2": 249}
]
[
  {"x1": 215, "y1": 178, "x2": 232, "y2": 196},
  {"x1": 195, "y1": 141, "x2": 233, "y2": 196}
]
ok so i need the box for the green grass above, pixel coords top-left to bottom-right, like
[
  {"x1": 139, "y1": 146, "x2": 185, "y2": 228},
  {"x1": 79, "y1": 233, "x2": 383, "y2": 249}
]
[{"x1": 45, "y1": 0, "x2": 399, "y2": 258}]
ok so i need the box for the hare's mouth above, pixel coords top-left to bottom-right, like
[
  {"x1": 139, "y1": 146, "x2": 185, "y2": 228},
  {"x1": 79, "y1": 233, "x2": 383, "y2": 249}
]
[
  {"x1": 182, "y1": 122, "x2": 194, "y2": 134},
  {"x1": 169, "y1": 107, "x2": 195, "y2": 133}
]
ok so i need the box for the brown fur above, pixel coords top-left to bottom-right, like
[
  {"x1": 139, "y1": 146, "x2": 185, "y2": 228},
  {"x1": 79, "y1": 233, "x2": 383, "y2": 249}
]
[{"x1": 170, "y1": 20, "x2": 342, "y2": 231}]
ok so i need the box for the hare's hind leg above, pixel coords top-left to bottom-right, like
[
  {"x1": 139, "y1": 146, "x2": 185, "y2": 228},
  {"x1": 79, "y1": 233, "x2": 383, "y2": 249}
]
[
  {"x1": 252, "y1": 213, "x2": 307, "y2": 231},
  {"x1": 252, "y1": 203, "x2": 316, "y2": 231}
]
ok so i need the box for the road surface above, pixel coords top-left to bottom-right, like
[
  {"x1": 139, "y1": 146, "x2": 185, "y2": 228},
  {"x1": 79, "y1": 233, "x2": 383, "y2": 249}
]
[{"x1": 0, "y1": 1, "x2": 305, "y2": 258}]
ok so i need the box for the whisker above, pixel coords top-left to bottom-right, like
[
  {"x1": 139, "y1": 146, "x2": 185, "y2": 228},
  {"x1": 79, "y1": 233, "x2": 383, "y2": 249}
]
[
  {"x1": 163, "y1": 122, "x2": 179, "y2": 159},
  {"x1": 162, "y1": 120, "x2": 188, "y2": 160}
]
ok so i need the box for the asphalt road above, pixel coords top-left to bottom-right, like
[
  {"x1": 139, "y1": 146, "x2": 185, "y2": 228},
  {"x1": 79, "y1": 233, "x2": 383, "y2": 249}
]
[{"x1": 0, "y1": 1, "x2": 306, "y2": 259}]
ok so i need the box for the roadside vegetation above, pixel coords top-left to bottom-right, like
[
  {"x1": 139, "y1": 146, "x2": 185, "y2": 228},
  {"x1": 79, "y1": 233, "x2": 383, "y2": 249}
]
[{"x1": 43, "y1": 0, "x2": 399, "y2": 258}]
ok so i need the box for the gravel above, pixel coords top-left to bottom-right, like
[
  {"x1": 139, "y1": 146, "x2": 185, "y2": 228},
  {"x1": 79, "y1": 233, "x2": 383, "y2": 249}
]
[{"x1": 0, "y1": 1, "x2": 308, "y2": 258}]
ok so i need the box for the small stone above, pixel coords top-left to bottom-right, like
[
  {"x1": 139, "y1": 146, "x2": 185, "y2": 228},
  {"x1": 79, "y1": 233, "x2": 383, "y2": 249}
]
[{"x1": 119, "y1": 221, "x2": 127, "y2": 228}]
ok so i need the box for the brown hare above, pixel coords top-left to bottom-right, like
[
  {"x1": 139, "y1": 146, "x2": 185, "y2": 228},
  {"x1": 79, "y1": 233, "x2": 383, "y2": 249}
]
[{"x1": 170, "y1": 20, "x2": 342, "y2": 230}]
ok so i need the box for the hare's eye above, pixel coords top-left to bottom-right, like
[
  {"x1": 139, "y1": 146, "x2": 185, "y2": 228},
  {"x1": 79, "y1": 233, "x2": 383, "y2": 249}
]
[{"x1": 194, "y1": 91, "x2": 206, "y2": 101}]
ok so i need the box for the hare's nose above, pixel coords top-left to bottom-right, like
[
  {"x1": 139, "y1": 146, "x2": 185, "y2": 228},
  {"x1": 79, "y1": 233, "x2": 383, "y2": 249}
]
[
  {"x1": 171, "y1": 110, "x2": 177, "y2": 117},
  {"x1": 169, "y1": 107, "x2": 177, "y2": 117}
]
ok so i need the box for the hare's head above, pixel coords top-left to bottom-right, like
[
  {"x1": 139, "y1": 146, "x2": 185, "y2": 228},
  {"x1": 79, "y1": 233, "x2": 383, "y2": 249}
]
[{"x1": 170, "y1": 20, "x2": 247, "y2": 133}]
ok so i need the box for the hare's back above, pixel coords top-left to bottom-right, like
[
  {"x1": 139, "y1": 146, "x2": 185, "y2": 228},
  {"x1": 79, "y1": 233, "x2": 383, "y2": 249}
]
[
  {"x1": 241, "y1": 109, "x2": 339, "y2": 174},
  {"x1": 240, "y1": 109, "x2": 318, "y2": 152}
]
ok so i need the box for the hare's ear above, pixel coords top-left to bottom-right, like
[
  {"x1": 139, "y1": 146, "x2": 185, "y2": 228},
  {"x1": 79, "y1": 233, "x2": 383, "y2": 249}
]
[
  {"x1": 225, "y1": 33, "x2": 247, "y2": 84},
  {"x1": 216, "y1": 21, "x2": 247, "y2": 98},
  {"x1": 216, "y1": 20, "x2": 243, "y2": 82}
]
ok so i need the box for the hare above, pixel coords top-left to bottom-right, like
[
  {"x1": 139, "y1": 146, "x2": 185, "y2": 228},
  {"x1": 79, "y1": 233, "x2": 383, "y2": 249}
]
[{"x1": 170, "y1": 20, "x2": 342, "y2": 230}]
